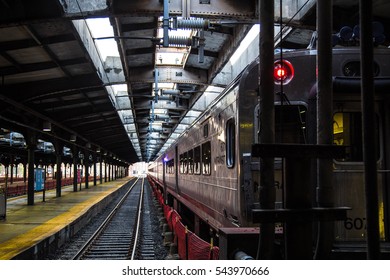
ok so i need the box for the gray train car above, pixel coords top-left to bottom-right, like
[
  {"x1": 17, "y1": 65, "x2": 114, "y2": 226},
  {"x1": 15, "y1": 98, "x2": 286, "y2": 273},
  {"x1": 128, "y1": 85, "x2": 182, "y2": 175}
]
[{"x1": 149, "y1": 46, "x2": 390, "y2": 247}]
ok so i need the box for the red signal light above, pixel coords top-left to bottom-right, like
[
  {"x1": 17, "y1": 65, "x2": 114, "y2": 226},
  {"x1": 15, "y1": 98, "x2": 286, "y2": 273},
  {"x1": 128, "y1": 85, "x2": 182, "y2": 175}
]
[
  {"x1": 274, "y1": 59, "x2": 294, "y2": 85},
  {"x1": 275, "y1": 68, "x2": 286, "y2": 80}
]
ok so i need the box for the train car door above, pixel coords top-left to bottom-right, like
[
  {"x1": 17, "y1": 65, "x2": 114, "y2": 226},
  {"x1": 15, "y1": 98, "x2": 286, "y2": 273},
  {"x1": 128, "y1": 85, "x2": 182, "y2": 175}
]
[
  {"x1": 175, "y1": 145, "x2": 179, "y2": 194},
  {"x1": 332, "y1": 100, "x2": 387, "y2": 242},
  {"x1": 381, "y1": 97, "x2": 390, "y2": 241},
  {"x1": 162, "y1": 156, "x2": 166, "y2": 203}
]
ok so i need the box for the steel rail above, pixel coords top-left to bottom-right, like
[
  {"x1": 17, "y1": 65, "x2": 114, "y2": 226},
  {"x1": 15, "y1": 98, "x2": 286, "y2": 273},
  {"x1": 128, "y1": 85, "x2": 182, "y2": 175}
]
[
  {"x1": 129, "y1": 177, "x2": 145, "y2": 260},
  {"x1": 71, "y1": 178, "x2": 140, "y2": 260}
]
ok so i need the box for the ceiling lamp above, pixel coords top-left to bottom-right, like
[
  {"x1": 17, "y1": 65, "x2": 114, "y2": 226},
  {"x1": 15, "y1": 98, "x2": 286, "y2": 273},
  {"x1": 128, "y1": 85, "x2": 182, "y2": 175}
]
[{"x1": 42, "y1": 121, "x2": 51, "y2": 132}]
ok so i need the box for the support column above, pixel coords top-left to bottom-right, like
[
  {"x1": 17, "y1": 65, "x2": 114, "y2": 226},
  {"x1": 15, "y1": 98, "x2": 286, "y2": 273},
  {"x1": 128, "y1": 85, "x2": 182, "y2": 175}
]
[
  {"x1": 23, "y1": 162, "x2": 27, "y2": 183},
  {"x1": 104, "y1": 160, "x2": 108, "y2": 182},
  {"x1": 15, "y1": 162, "x2": 18, "y2": 181},
  {"x1": 257, "y1": 0, "x2": 275, "y2": 260},
  {"x1": 109, "y1": 163, "x2": 112, "y2": 181},
  {"x1": 108, "y1": 162, "x2": 111, "y2": 182},
  {"x1": 315, "y1": 0, "x2": 334, "y2": 259},
  {"x1": 26, "y1": 132, "x2": 37, "y2": 206},
  {"x1": 360, "y1": 0, "x2": 380, "y2": 259},
  {"x1": 111, "y1": 164, "x2": 114, "y2": 180},
  {"x1": 72, "y1": 147, "x2": 78, "y2": 192},
  {"x1": 93, "y1": 154, "x2": 97, "y2": 186},
  {"x1": 99, "y1": 158, "x2": 103, "y2": 184},
  {"x1": 54, "y1": 141, "x2": 63, "y2": 198},
  {"x1": 1, "y1": 162, "x2": 9, "y2": 219},
  {"x1": 10, "y1": 156, "x2": 14, "y2": 184},
  {"x1": 84, "y1": 150, "x2": 89, "y2": 189}
]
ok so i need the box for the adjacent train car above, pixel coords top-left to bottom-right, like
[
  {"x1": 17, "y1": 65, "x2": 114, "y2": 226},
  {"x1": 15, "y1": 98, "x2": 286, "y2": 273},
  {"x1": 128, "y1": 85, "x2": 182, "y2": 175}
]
[{"x1": 148, "y1": 45, "x2": 390, "y2": 250}]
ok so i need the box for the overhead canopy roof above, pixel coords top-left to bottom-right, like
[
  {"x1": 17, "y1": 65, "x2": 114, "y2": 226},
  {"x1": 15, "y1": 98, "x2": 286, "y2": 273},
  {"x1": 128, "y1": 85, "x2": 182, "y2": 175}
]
[{"x1": 1, "y1": 0, "x2": 390, "y2": 164}]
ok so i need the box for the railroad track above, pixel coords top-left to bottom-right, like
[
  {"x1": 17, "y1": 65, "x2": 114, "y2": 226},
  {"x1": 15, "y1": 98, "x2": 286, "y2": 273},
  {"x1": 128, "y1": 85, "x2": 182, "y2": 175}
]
[
  {"x1": 132, "y1": 179, "x2": 156, "y2": 260},
  {"x1": 71, "y1": 178, "x2": 157, "y2": 260}
]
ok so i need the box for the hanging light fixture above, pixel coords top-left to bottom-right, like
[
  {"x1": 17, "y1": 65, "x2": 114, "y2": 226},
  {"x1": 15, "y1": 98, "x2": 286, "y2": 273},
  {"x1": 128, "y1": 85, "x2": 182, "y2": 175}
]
[
  {"x1": 42, "y1": 121, "x2": 51, "y2": 132},
  {"x1": 70, "y1": 134, "x2": 77, "y2": 142}
]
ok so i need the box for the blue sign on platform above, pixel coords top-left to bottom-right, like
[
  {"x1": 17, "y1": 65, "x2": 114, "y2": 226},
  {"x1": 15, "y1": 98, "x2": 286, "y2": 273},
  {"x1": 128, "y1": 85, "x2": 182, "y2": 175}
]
[{"x1": 34, "y1": 168, "x2": 44, "y2": 191}]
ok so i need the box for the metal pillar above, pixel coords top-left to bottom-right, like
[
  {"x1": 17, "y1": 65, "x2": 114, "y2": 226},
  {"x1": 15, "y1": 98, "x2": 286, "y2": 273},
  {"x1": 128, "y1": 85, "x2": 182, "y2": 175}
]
[
  {"x1": 315, "y1": 0, "x2": 334, "y2": 259},
  {"x1": 72, "y1": 147, "x2": 78, "y2": 192},
  {"x1": 360, "y1": 0, "x2": 380, "y2": 259},
  {"x1": 257, "y1": 0, "x2": 275, "y2": 260},
  {"x1": 93, "y1": 155, "x2": 97, "y2": 186},
  {"x1": 55, "y1": 141, "x2": 63, "y2": 197},
  {"x1": 104, "y1": 161, "x2": 107, "y2": 182},
  {"x1": 26, "y1": 133, "x2": 37, "y2": 206},
  {"x1": 1, "y1": 164, "x2": 9, "y2": 219},
  {"x1": 107, "y1": 162, "x2": 110, "y2": 181},
  {"x1": 10, "y1": 157, "x2": 14, "y2": 184},
  {"x1": 23, "y1": 163, "x2": 27, "y2": 183},
  {"x1": 84, "y1": 150, "x2": 89, "y2": 189},
  {"x1": 99, "y1": 158, "x2": 103, "y2": 184}
]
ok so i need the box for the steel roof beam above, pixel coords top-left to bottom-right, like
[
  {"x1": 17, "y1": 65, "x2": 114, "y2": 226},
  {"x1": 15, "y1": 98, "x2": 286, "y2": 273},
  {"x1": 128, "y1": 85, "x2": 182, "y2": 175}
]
[
  {"x1": 129, "y1": 66, "x2": 208, "y2": 85},
  {"x1": 0, "y1": 33, "x2": 76, "y2": 51},
  {"x1": 0, "y1": 57, "x2": 88, "y2": 76},
  {"x1": 1, "y1": 74, "x2": 103, "y2": 100},
  {"x1": 109, "y1": 0, "x2": 256, "y2": 19}
]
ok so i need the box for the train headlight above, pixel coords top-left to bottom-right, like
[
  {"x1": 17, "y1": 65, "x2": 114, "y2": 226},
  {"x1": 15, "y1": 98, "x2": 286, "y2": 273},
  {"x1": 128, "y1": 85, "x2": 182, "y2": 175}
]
[{"x1": 274, "y1": 59, "x2": 294, "y2": 85}]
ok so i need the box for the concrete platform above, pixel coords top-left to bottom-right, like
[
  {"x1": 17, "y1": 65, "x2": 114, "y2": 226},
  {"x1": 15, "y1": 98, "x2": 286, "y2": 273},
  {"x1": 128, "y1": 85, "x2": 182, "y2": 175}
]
[{"x1": 0, "y1": 177, "x2": 133, "y2": 260}]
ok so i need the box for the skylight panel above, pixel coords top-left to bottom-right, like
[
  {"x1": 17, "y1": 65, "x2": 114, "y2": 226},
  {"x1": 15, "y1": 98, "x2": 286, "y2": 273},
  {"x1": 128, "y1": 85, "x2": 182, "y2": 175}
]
[{"x1": 86, "y1": 18, "x2": 119, "y2": 61}]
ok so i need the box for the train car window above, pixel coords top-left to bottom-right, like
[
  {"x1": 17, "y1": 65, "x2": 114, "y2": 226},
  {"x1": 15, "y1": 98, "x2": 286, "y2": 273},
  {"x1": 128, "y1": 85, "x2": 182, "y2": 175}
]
[
  {"x1": 194, "y1": 146, "x2": 201, "y2": 175},
  {"x1": 166, "y1": 159, "x2": 175, "y2": 174},
  {"x1": 275, "y1": 105, "x2": 307, "y2": 144},
  {"x1": 343, "y1": 61, "x2": 380, "y2": 77},
  {"x1": 202, "y1": 141, "x2": 211, "y2": 175},
  {"x1": 179, "y1": 154, "x2": 183, "y2": 173},
  {"x1": 188, "y1": 149, "x2": 194, "y2": 174},
  {"x1": 203, "y1": 124, "x2": 209, "y2": 138},
  {"x1": 226, "y1": 118, "x2": 235, "y2": 168},
  {"x1": 333, "y1": 112, "x2": 379, "y2": 161},
  {"x1": 179, "y1": 152, "x2": 188, "y2": 174}
]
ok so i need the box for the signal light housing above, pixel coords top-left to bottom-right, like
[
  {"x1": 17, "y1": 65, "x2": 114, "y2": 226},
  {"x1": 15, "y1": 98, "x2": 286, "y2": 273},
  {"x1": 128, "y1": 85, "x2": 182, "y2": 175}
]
[{"x1": 274, "y1": 59, "x2": 294, "y2": 85}]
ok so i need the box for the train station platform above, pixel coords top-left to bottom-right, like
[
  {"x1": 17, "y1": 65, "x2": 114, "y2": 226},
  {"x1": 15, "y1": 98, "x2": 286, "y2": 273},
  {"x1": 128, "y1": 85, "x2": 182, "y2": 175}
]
[{"x1": 0, "y1": 177, "x2": 133, "y2": 260}]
